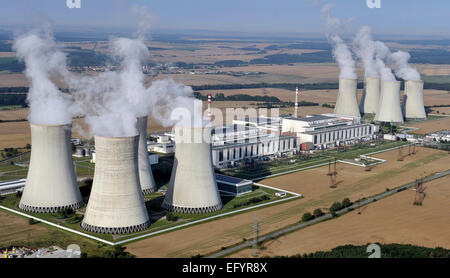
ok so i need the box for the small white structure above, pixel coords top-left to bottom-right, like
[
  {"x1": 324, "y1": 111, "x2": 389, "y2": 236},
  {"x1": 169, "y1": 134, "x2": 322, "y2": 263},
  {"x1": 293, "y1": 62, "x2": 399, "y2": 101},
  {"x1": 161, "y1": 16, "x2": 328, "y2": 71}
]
[
  {"x1": 361, "y1": 77, "x2": 381, "y2": 115},
  {"x1": 137, "y1": 116, "x2": 157, "y2": 194},
  {"x1": 81, "y1": 135, "x2": 150, "y2": 234},
  {"x1": 19, "y1": 124, "x2": 83, "y2": 213},
  {"x1": 375, "y1": 81, "x2": 404, "y2": 124},
  {"x1": 162, "y1": 125, "x2": 223, "y2": 214},
  {"x1": 403, "y1": 80, "x2": 427, "y2": 120},
  {"x1": 334, "y1": 78, "x2": 361, "y2": 118}
]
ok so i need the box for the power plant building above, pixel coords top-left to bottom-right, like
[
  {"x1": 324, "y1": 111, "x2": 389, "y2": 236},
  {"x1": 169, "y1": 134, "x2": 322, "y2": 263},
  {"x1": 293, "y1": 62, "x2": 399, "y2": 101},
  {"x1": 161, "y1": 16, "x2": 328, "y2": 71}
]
[
  {"x1": 282, "y1": 114, "x2": 378, "y2": 149},
  {"x1": 216, "y1": 174, "x2": 253, "y2": 196},
  {"x1": 19, "y1": 124, "x2": 84, "y2": 213},
  {"x1": 81, "y1": 135, "x2": 150, "y2": 234}
]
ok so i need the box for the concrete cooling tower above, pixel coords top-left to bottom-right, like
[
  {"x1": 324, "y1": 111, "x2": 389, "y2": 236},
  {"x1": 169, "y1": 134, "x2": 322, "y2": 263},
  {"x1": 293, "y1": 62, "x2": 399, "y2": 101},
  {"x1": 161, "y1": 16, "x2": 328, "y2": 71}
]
[
  {"x1": 334, "y1": 78, "x2": 361, "y2": 117},
  {"x1": 375, "y1": 81, "x2": 404, "y2": 124},
  {"x1": 137, "y1": 116, "x2": 156, "y2": 194},
  {"x1": 81, "y1": 135, "x2": 150, "y2": 234},
  {"x1": 403, "y1": 80, "x2": 427, "y2": 120},
  {"x1": 162, "y1": 126, "x2": 223, "y2": 214},
  {"x1": 360, "y1": 77, "x2": 381, "y2": 115},
  {"x1": 19, "y1": 124, "x2": 83, "y2": 213}
]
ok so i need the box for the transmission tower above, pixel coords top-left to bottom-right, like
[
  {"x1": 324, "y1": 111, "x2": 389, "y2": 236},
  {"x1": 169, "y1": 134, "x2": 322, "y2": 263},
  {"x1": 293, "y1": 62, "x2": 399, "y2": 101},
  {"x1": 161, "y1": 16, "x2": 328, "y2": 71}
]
[
  {"x1": 413, "y1": 178, "x2": 426, "y2": 206},
  {"x1": 397, "y1": 146, "x2": 404, "y2": 161},
  {"x1": 252, "y1": 213, "x2": 260, "y2": 257}
]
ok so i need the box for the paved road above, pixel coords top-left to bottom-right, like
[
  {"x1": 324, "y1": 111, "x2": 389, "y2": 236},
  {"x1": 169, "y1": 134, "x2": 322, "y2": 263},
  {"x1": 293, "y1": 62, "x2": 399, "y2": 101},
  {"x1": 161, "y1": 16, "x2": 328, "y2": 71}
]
[{"x1": 207, "y1": 169, "x2": 450, "y2": 258}]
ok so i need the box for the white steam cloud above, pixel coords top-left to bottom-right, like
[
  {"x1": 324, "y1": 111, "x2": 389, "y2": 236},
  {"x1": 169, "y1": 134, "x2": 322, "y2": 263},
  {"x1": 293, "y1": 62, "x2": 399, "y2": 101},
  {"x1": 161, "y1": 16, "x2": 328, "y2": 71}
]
[
  {"x1": 390, "y1": 51, "x2": 421, "y2": 81},
  {"x1": 13, "y1": 31, "x2": 73, "y2": 125},
  {"x1": 15, "y1": 6, "x2": 199, "y2": 137},
  {"x1": 321, "y1": 4, "x2": 357, "y2": 79},
  {"x1": 353, "y1": 26, "x2": 378, "y2": 78}
]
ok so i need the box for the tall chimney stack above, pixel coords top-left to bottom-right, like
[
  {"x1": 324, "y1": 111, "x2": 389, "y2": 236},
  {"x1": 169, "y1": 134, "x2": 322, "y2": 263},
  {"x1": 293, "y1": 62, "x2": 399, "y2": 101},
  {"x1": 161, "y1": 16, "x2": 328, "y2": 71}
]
[
  {"x1": 207, "y1": 94, "x2": 212, "y2": 119},
  {"x1": 294, "y1": 87, "x2": 299, "y2": 118}
]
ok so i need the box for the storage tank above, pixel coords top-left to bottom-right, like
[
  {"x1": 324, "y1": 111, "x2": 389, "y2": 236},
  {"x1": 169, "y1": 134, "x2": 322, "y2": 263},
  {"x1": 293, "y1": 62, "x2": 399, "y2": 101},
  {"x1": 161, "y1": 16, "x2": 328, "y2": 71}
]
[
  {"x1": 162, "y1": 125, "x2": 223, "y2": 213},
  {"x1": 360, "y1": 77, "x2": 381, "y2": 115},
  {"x1": 137, "y1": 116, "x2": 157, "y2": 194},
  {"x1": 375, "y1": 81, "x2": 404, "y2": 124},
  {"x1": 19, "y1": 124, "x2": 83, "y2": 213},
  {"x1": 334, "y1": 78, "x2": 360, "y2": 117},
  {"x1": 403, "y1": 80, "x2": 427, "y2": 120},
  {"x1": 81, "y1": 135, "x2": 150, "y2": 234}
]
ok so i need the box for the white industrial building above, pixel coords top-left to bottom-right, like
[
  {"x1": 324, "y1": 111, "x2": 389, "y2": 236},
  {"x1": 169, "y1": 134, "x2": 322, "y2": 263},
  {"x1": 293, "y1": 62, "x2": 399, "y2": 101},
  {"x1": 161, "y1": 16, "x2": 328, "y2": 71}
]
[{"x1": 282, "y1": 114, "x2": 378, "y2": 149}]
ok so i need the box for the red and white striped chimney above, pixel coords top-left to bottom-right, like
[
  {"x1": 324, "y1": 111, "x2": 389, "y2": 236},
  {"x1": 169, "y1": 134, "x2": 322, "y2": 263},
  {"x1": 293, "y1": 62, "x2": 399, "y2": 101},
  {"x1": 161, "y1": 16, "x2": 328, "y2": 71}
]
[
  {"x1": 294, "y1": 86, "x2": 299, "y2": 118},
  {"x1": 207, "y1": 94, "x2": 212, "y2": 118}
]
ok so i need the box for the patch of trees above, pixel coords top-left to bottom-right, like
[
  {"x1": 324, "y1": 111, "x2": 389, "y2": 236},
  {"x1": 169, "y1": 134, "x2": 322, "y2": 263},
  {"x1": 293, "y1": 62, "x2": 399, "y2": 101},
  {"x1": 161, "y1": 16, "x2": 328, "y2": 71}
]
[
  {"x1": 232, "y1": 195, "x2": 270, "y2": 209},
  {"x1": 193, "y1": 92, "x2": 281, "y2": 103},
  {"x1": 270, "y1": 243, "x2": 450, "y2": 258},
  {"x1": 1, "y1": 148, "x2": 19, "y2": 158},
  {"x1": 0, "y1": 87, "x2": 28, "y2": 93},
  {"x1": 249, "y1": 51, "x2": 333, "y2": 65},
  {"x1": 0, "y1": 94, "x2": 27, "y2": 107},
  {"x1": 0, "y1": 41, "x2": 12, "y2": 52},
  {"x1": 166, "y1": 212, "x2": 179, "y2": 222},
  {"x1": 66, "y1": 50, "x2": 112, "y2": 67},
  {"x1": 0, "y1": 58, "x2": 25, "y2": 72},
  {"x1": 214, "y1": 60, "x2": 247, "y2": 67},
  {"x1": 409, "y1": 49, "x2": 450, "y2": 64},
  {"x1": 264, "y1": 42, "x2": 331, "y2": 51}
]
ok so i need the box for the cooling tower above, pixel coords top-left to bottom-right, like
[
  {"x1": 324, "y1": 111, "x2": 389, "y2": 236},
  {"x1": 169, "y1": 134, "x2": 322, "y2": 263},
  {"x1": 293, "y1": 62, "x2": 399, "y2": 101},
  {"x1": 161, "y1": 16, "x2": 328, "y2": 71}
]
[
  {"x1": 403, "y1": 80, "x2": 426, "y2": 120},
  {"x1": 361, "y1": 77, "x2": 381, "y2": 115},
  {"x1": 334, "y1": 78, "x2": 360, "y2": 117},
  {"x1": 137, "y1": 116, "x2": 156, "y2": 194},
  {"x1": 162, "y1": 126, "x2": 223, "y2": 214},
  {"x1": 19, "y1": 124, "x2": 83, "y2": 213},
  {"x1": 375, "y1": 81, "x2": 404, "y2": 124},
  {"x1": 81, "y1": 135, "x2": 150, "y2": 234}
]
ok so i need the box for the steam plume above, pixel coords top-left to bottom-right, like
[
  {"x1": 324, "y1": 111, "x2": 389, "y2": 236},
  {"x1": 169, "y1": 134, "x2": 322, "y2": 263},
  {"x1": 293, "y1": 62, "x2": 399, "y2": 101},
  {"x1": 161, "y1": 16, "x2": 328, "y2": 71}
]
[
  {"x1": 13, "y1": 30, "x2": 73, "y2": 125},
  {"x1": 321, "y1": 4, "x2": 357, "y2": 79}
]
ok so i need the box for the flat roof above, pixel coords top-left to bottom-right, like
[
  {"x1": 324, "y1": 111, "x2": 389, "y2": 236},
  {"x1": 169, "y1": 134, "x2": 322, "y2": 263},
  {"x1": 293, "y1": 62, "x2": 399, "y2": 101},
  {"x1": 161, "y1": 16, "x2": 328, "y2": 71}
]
[
  {"x1": 216, "y1": 174, "x2": 252, "y2": 186},
  {"x1": 284, "y1": 115, "x2": 336, "y2": 122}
]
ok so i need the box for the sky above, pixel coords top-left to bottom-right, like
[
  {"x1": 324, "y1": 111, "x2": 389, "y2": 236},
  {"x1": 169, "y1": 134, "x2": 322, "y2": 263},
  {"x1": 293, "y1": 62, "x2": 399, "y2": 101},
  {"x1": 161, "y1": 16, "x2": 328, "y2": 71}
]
[{"x1": 0, "y1": 0, "x2": 449, "y2": 38}]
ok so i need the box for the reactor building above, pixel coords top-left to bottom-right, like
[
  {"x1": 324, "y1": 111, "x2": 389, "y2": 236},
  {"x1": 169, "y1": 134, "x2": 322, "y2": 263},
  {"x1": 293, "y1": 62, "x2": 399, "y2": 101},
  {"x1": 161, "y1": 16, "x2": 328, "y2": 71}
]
[
  {"x1": 19, "y1": 124, "x2": 84, "y2": 213},
  {"x1": 162, "y1": 125, "x2": 223, "y2": 214},
  {"x1": 137, "y1": 116, "x2": 157, "y2": 194},
  {"x1": 360, "y1": 77, "x2": 381, "y2": 115},
  {"x1": 375, "y1": 80, "x2": 404, "y2": 124},
  {"x1": 403, "y1": 80, "x2": 427, "y2": 120},
  {"x1": 334, "y1": 78, "x2": 361, "y2": 118},
  {"x1": 81, "y1": 135, "x2": 150, "y2": 234}
]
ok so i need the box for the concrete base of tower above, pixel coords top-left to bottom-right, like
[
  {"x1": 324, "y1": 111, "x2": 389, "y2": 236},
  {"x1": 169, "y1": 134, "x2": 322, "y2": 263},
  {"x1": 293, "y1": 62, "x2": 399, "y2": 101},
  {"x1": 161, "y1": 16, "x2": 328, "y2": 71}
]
[
  {"x1": 80, "y1": 220, "x2": 151, "y2": 234},
  {"x1": 161, "y1": 202, "x2": 223, "y2": 214},
  {"x1": 18, "y1": 200, "x2": 84, "y2": 214}
]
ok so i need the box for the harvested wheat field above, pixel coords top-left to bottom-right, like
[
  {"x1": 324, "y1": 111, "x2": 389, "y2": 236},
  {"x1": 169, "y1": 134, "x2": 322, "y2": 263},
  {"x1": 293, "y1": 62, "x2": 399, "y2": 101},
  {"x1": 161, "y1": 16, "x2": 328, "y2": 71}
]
[
  {"x1": 0, "y1": 121, "x2": 30, "y2": 149},
  {"x1": 0, "y1": 210, "x2": 49, "y2": 247},
  {"x1": 125, "y1": 147, "x2": 449, "y2": 258},
  {"x1": 231, "y1": 174, "x2": 450, "y2": 258},
  {"x1": 409, "y1": 116, "x2": 450, "y2": 134}
]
